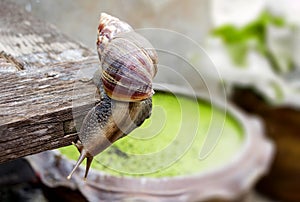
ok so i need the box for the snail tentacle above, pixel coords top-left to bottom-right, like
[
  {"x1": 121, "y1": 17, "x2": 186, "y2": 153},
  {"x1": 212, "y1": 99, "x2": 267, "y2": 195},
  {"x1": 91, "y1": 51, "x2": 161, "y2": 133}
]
[{"x1": 67, "y1": 148, "x2": 90, "y2": 180}]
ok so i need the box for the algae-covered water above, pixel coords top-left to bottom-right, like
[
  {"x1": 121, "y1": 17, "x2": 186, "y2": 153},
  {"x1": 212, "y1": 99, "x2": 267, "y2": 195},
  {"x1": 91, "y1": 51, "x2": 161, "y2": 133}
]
[{"x1": 59, "y1": 91, "x2": 243, "y2": 178}]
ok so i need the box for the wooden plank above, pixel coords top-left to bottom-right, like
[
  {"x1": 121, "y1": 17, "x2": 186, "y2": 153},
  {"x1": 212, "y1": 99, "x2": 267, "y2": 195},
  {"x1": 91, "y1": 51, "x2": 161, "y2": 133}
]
[
  {"x1": 0, "y1": 1, "x2": 100, "y2": 163},
  {"x1": 0, "y1": 0, "x2": 93, "y2": 70},
  {"x1": 0, "y1": 58, "x2": 101, "y2": 163}
]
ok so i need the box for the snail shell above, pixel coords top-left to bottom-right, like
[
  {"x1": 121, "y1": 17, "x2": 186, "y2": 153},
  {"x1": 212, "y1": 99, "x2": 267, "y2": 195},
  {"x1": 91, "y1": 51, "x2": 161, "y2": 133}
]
[{"x1": 97, "y1": 13, "x2": 158, "y2": 102}]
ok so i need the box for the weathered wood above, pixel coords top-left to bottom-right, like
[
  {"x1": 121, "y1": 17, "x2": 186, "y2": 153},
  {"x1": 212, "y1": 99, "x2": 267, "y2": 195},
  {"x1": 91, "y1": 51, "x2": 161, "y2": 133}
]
[
  {"x1": 0, "y1": 0, "x2": 93, "y2": 70},
  {"x1": 0, "y1": 1, "x2": 100, "y2": 163}
]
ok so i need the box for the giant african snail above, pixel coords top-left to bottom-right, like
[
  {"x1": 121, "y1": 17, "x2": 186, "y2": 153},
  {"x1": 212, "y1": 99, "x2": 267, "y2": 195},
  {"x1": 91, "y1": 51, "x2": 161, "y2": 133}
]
[{"x1": 67, "y1": 13, "x2": 158, "y2": 179}]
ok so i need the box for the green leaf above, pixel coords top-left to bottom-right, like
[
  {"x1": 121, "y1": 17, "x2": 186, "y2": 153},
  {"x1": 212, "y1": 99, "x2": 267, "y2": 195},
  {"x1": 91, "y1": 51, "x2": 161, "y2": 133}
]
[{"x1": 211, "y1": 11, "x2": 286, "y2": 68}]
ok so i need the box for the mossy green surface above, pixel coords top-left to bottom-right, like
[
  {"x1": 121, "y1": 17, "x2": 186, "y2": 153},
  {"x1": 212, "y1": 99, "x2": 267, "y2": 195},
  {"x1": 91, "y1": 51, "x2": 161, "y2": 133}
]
[{"x1": 59, "y1": 92, "x2": 243, "y2": 178}]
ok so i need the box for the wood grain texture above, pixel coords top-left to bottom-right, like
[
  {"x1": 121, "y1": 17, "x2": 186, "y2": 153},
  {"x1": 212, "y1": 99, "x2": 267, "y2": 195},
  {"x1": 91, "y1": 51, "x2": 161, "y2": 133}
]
[
  {"x1": 0, "y1": 0, "x2": 93, "y2": 71},
  {"x1": 0, "y1": 1, "x2": 100, "y2": 163}
]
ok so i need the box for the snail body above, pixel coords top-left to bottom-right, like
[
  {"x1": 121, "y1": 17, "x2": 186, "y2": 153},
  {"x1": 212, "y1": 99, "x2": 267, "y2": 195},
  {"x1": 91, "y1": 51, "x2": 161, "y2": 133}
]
[{"x1": 67, "y1": 13, "x2": 157, "y2": 179}]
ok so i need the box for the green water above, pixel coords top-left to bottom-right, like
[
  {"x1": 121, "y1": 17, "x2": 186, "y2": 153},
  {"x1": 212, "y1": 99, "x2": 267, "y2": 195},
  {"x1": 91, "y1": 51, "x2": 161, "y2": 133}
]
[{"x1": 59, "y1": 92, "x2": 243, "y2": 177}]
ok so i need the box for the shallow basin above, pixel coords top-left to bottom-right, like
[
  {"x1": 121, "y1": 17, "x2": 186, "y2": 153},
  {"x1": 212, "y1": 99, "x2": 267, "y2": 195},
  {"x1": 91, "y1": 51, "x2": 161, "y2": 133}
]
[{"x1": 28, "y1": 85, "x2": 274, "y2": 202}]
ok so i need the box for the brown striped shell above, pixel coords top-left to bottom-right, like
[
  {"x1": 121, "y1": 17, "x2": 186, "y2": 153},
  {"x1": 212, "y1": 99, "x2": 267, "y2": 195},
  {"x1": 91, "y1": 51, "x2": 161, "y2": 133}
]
[{"x1": 97, "y1": 13, "x2": 157, "y2": 102}]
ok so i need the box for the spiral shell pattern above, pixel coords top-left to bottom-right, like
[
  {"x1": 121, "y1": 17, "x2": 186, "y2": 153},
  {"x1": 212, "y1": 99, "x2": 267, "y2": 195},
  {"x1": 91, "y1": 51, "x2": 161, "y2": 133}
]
[{"x1": 97, "y1": 13, "x2": 157, "y2": 102}]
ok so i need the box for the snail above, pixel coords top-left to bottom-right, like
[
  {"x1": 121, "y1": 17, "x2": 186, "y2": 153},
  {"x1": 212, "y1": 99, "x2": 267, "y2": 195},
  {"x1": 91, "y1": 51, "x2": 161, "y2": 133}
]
[{"x1": 67, "y1": 13, "x2": 158, "y2": 180}]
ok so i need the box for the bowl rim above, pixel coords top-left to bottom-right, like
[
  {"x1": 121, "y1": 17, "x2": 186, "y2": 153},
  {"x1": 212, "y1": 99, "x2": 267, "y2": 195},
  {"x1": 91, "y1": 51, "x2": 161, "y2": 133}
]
[
  {"x1": 29, "y1": 83, "x2": 274, "y2": 201},
  {"x1": 62, "y1": 83, "x2": 274, "y2": 199}
]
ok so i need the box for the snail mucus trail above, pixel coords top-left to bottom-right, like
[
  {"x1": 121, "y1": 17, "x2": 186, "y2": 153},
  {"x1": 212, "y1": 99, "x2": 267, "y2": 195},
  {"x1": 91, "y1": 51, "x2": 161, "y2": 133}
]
[{"x1": 67, "y1": 13, "x2": 158, "y2": 180}]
